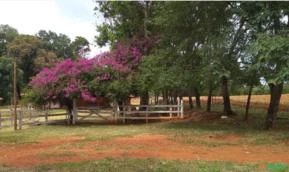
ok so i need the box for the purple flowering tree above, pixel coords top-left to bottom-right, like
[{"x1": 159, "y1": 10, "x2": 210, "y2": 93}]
[
  {"x1": 29, "y1": 38, "x2": 155, "y2": 124},
  {"x1": 30, "y1": 58, "x2": 96, "y2": 124},
  {"x1": 91, "y1": 38, "x2": 155, "y2": 104}
]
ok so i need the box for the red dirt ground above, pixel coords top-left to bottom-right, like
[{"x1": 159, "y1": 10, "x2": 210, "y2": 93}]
[{"x1": 0, "y1": 134, "x2": 289, "y2": 168}]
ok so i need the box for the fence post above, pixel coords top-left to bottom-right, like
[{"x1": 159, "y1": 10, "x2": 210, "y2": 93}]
[
  {"x1": 18, "y1": 111, "x2": 22, "y2": 130},
  {"x1": 177, "y1": 98, "x2": 180, "y2": 118},
  {"x1": 146, "y1": 106, "x2": 148, "y2": 124},
  {"x1": 113, "y1": 103, "x2": 116, "y2": 123},
  {"x1": 29, "y1": 106, "x2": 32, "y2": 121},
  {"x1": 0, "y1": 112, "x2": 2, "y2": 128},
  {"x1": 169, "y1": 107, "x2": 172, "y2": 119},
  {"x1": 123, "y1": 105, "x2": 126, "y2": 124},
  {"x1": 116, "y1": 104, "x2": 120, "y2": 123},
  {"x1": 45, "y1": 111, "x2": 48, "y2": 124},
  {"x1": 181, "y1": 100, "x2": 184, "y2": 118},
  {"x1": 10, "y1": 112, "x2": 13, "y2": 125},
  {"x1": 66, "y1": 109, "x2": 69, "y2": 125}
]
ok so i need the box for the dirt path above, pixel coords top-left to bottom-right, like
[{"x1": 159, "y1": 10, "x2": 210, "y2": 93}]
[{"x1": 0, "y1": 134, "x2": 289, "y2": 168}]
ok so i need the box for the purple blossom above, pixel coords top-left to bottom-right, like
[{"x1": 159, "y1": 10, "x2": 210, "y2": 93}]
[{"x1": 30, "y1": 37, "x2": 156, "y2": 102}]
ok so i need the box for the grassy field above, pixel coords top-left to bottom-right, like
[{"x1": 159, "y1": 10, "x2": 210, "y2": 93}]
[
  {"x1": 0, "y1": 103, "x2": 289, "y2": 171},
  {"x1": 131, "y1": 94, "x2": 289, "y2": 111},
  {"x1": 0, "y1": 159, "x2": 259, "y2": 172},
  {"x1": 201, "y1": 94, "x2": 289, "y2": 111},
  {"x1": 227, "y1": 94, "x2": 289, "y2": 105}
]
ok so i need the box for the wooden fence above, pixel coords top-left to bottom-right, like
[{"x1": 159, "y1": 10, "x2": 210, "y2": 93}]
[
  {"x1": 116, "y1": 100, "x2": 184, "y2": 124},
  {"x1": 0, "y1": 111, "x2": 13, "y2": 129},
  {"x1": 0, "y1": 109, "x2": 66, "y2": 130},
  {"x1": 77, "y1": 106, "x2": 115, "y2": 122},
  {"x1": 0, "y1": 100, "x2": 184, "y2": 129}
]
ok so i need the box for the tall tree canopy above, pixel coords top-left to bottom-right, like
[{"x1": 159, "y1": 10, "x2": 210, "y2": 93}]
[
  {"x1": 0, "y1": 24, "x2": 18, "y2": 56},
  {"x1": 94, "y1": 1, "x2": 289, "y2": 129},
  {"x1": 36, "y1": 30, "x2": 73, "y2": 59}
]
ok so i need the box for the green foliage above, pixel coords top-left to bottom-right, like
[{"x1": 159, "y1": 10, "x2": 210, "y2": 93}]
[
  {"x1": 251, "y1": 33, "x2": 289, "y2": 84},
  {"x1": 71, "y1": 36, "x2": 90, "y2": 58},
  {"x1": 20, "y1": 87, "x2": 46, "y2": 106},
  {"x1": 37, "y1": 30, "x2": 73, "y2": 59},
  {"x1": 0, "y1": 56, "x2": 23, "y2": 104},
  {"x1": 0, "y1": 24, "x2": 18, "y2": 56},
  {"x1": 7, "y1": 35, "x2": 43, "y2": 84},
  {"x1": 95, "y1": 1, "x2": 148, "y2": 46},
  {"x1": 88, "y1": 67, "x2": 133, "y2": 102}
]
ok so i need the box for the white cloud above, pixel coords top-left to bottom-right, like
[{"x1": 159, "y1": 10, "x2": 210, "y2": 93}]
[{"x1": 0, "y1": 0, "x2": 109, "y2": 57}]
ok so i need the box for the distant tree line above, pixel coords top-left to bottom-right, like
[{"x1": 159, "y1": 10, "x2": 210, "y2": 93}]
[{"x1": 0, "y1": 25, "x2": 90, "y2": 104}]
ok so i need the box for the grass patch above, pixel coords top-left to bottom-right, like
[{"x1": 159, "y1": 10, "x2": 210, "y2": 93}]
[
  {"x1": 1, "y1": 158, "x2": 259, "y2": 172},
  {"x1": 1, "y1": 104, "x2": 289, "y2": 146},
  {"x1": 53, "y1": 142, "x2": 88, "y2": 150},
  {"x1": 0, "y1": 104, "x2": 289, "y2": 171},
  {"x1": 46, "y1": 109, "x2": 66, "y2": 114},
  {"x1": 169, "y1": 133, "x2": 239, "y2": 147},
  {"x1": 0, "y1": 124, "x2": 159, "y2": 144},
  {"x1": 37, "y1": 151, "x2": 76, "y2": 159}
]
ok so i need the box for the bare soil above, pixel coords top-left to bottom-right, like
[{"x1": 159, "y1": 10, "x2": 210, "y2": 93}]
[{"x1": 0, "y1": 133, "x2": 289, "y2": 168}]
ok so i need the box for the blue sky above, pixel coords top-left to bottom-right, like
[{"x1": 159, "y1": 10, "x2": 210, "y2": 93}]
[{"x1": 0, "y1": 0, "x2": 108, "y2": 56}]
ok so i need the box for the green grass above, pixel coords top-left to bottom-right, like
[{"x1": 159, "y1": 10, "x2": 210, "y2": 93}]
[
  {"x1": 0, "y1": 158, "x2": 260, "y2": 172},
  {"x1": 37, "y1": 151, "x2": 77, "y2": 159},
  {"x1": 46, "y1": 109, "x2": 66, "y2": 114},
  {"x1": 0, "y1": 104, "x2": 289, "y2": 171},
  {"x1": 1, "y1": 104, "x2": 289, "y2": 146},
  {"x1": 0, "y1": 123, "x2": 159, "y2": 144}
]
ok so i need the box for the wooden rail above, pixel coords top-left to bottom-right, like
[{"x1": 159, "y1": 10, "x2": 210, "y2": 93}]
[
  {"x1": 116, "y1": 99, "x2": 184, "y2": 124},
  {"x1": 1, "y1": 100, "x2": 184, "y2": 128},
  {"x1": 0, "y1": 109, "x2": 67, "y2": 130}
]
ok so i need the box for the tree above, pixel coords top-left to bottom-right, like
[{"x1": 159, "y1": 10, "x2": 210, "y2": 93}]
[
  {"x1": 36, "y1": 30, "x2": 73, "y2": 59},
  {"x1": 90, "y1": 39, "x2": 150, "y2": 104},
  {"x1": 95, "y1": 1, "x2": 157, "y2": 107},
  {"x1": 199, "y1": 37, "x2": 225, "y2": 112},
  {"x1": 152, "y1": 2, "x2": 230, "y2": 109},
  {"x1": 30, "y1": 39, "x2": 147, "y2": 124},
  {"x1": 71, "y1": 36, "x2": 90, "y2": 58},
  {"x1": 0, "y1": 56, "x2": 23, "y2": 104},
  {"x1": 243, "y1": 2, "x2": 289, "y2": 129},
  {"x1": 7, "y1": 35, "x2": 42, "y2": 84},
  {"x1": 252, "y1": 34, "x2": 289, "y2": 129},
  {"x1": 95, "y1": 1, "x2": 151, "y2": 46},
  {"x1": 30, "y1": 58, "x2": 96, "y2": 124},
  {"x1": 34, "y1": 49, "x2": 59, "y2": 70},
  {"x1": 0, "y1": 24, "x2": 18, "y2": 56}
]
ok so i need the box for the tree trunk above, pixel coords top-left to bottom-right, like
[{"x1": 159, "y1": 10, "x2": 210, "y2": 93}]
[
  {"x1": 265, "y1": 83, "x2": 283, "y2": 130},
  {"x1": 154, "y1": 92, "x2": 159, "y2": 105},
  {"x1": 188, "y1": 91, "x2": 194, "y2": 110},
  {"x1": 163, "y1": 90, "x2": 169, "y2": 105},
  {"x1": 195, "y1": 87, "x2": 201, "y2": 108},
  {"x1": 72, "y1": 99, "x2": 77, "y2": 125},
  {"x1": 206, "y1": 84, "x2": 213, "y2": 112},
  {"x1": 140, "y1": 91, "x2": 149, "y2": 110},
  {"x1": 17, "y1": 85, "x2": 21, "y2": 100},
  {"x1": 179, "y1": 95, "x2": 183, "y2": 102},
  {"x1": 222, "y1": 76, "x2": 233, "y2": 115},
  {"x1": 140, "y1": 1, "x2": 150, "y2": 109},
  {"x1": 244, "y1": 84, "x2": 253, "y2": 121},
  {"x1": 144, "y1": 1, "x2": 149, "y2": 39},
  {"x1": 64, "y1": 98, "x2": 73, "y2": 125},
  {"x1": 117, "y1": 100, "x2": 124, "y2": 111},
  {"x1": 173, "y1": 91, "x2": 178, "y2": 105}
]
